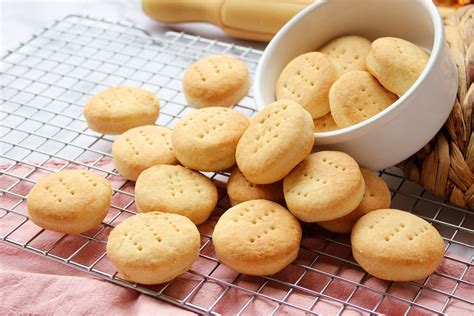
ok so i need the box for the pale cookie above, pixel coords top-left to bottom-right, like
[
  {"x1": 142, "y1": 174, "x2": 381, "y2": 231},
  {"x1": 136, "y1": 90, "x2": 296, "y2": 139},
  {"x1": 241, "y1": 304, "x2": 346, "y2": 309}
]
[
  {"x1": 284, "y1": 151, "x2": 365, "y2": 222},
  {"x1": 227, "y1": 167, "x2": 284, "y2": 206},
  {"x1": 319, "y1": 35, "x2": 371, "y2": 76},
  {"x1": 112, "y1": 125, "x2": 178, "y2": 181},
  {"x1": 106, "y1": 212, "x2": 200, "y2": 284},
  {"x1": 27, "y1": 170, "x2": 112, "y2": 234},
  {"x1": 212, "y1": 200, "x2": 302, "y2": 275},
  {"x1": 183, "y1": 55, "x2": 250, "y2": 108},
  {"x1": 351, "y1": 209, "x2": 445, "y2": 281},
  {"x1": 236, "y1": 99, "x2": 314, "y2": 184},
  {"x1": 84, "y1": 86, "x2": 160, "y2": 135},
  {"x1": 313, "y1": 113, "x2": 339, "y2": 132},
  {"x1": 366, "y1": 37, "x2": 430, "y2": 96},
  {"x1": 276, "y1": 52, "x2": 338, "y2": 119},
  {"x1": 135, "y1": 165, "x2": 218, "y2": 225},
  {"x1": 318, "y1": 168, "x2": 391, "y2": 233},
  {"x1": 172, "y1": 107, "x2": 249, "y2": 171},
  {"x1": 329, "y1": 71, "x2": 398, "y2": 128}
]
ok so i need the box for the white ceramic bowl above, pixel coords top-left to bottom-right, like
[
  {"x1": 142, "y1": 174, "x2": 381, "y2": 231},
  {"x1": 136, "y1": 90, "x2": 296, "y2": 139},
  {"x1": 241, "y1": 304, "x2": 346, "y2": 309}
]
[{"x1": 254, "y1": 0, "x2": 457, "y2": 170}]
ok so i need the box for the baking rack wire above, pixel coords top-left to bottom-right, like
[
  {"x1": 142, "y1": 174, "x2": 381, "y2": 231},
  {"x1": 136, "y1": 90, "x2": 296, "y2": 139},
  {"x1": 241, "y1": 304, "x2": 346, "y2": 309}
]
[{"x1": 0, "y1": 15, "x2": 472, "y2": 315}]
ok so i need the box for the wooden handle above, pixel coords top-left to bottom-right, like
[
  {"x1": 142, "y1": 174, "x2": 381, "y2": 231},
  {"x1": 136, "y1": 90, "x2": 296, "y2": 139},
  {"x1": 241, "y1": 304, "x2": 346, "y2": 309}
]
[{"x1": 142, "y1": 0, "x2": 313, "y2": 42}]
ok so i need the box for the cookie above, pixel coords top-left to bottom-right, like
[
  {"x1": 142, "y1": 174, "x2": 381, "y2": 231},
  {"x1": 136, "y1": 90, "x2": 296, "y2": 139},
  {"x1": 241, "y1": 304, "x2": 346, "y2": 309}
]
[
  {"x1": 172, "y1": 107, "x2": 249, "y2": 171},
  {"x1": 366, "y1": 37, "x2": 430, "y2": 96},
  {"x1": 183, "y1": 55, "x2": 250, "y2": 108},
  {"x1": 313, "y1": 113, "x2": 339, "y2": 132},
  {"x1": 318, "y1": 168, "x2": 391, "y2": 233},
  {"x1": 351, "y1": 209, "x2": 445, "y2": 281},
  {"x1": 276, "y1": 52, "x2": 338, "y2": 119},
  {"x1": 27, "y1": 170, "x2": 112, "y2": 234},
  {"x1": 212, "y1": 200, "x2": 302, "y2": 275},
  {"x1": 283, "y1": 151, "x2": 365, "y2": 222},
  {"x1": 236, "y1": 99, "x2": 314, "y2": 184},
  {"x1": 329, "y1": 71, "x2": 398, "y2": 128},
  {"x1": 135, "y1": 165, "x2": 218, "y2": 225},
  {"x1": 112, "y1": 125, "x2": 178, "y2": 181},
  {"x1": 319, "y1": 35, "x2": 371, "y2": 76},
  {"x1": 227, "y1": 167, "x2": 284, "y2": 206},
  {"x1": 106, "y1": 212, "x2": 200, "y2": 284},
  {"x1": 84, "y1": 86, "x2": 160, "y2": 135}
]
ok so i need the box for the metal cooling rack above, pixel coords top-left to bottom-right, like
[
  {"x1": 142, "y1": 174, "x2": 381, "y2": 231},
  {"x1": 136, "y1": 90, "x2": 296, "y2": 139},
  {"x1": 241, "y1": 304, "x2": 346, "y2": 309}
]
[{"x1": 0, "y1": 15, "x2": 472, "y2": 315}]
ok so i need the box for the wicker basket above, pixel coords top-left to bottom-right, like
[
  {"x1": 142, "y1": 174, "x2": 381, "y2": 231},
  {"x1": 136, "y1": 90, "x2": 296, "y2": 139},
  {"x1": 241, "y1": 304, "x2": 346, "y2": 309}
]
[{"x1": 399, "y1": 5, "x2": 474, "y2": 209}]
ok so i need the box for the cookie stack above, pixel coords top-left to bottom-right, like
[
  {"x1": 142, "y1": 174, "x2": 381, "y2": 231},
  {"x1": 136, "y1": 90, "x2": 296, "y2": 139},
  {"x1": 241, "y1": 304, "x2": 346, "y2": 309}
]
[
  {"x1": 26, "y1": 51, "x2": 445, "y2": 286},
  {"x1": 276, "y1": 36, "x2": 429, "y2": 131}
]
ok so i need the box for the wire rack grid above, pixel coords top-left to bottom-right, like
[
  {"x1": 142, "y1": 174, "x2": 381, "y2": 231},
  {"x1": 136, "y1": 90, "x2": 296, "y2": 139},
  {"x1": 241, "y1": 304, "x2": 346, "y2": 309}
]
[{"x1": 0, "y1": 15, "x2": 472, "y2": 315}]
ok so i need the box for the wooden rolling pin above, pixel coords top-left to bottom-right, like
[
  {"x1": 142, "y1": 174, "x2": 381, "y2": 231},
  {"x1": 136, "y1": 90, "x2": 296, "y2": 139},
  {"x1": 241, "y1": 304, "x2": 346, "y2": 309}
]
[{"x1": 142, "y1": 0, "x2": 313, "y2": 42}]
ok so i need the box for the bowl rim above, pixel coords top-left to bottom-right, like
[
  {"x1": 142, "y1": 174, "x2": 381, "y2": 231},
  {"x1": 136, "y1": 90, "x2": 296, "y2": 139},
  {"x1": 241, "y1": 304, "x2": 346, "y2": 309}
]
[{"x1": 253, "y1": 0, "x2": 444, "y2": 139}]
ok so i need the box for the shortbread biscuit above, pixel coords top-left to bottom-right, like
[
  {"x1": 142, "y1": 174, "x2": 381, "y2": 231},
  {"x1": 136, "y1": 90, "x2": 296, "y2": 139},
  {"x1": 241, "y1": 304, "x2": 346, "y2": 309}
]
[
  {"x1": 329, "y1": 71, "x2": 398, "y2": 128},
  {"x1": 318, "y1": 168, "x2": 391, "y2": 233},
  {"x1": 284, "y1": 151, "x2": 365, "y2": 222},
  {"x1": 183, "y1": 55, "x2": 250, "y2": 108},
  {"x1": 84, "y1": 86, "x2": 160, "y2": 135},
  {"x1": 236, "y1": 100, "x2": 314, "y2": 184},
  {"x1": 227, "y1": 167, "x2": 284, "y2": 206},
  {"x1": 319, "y1": 35, "x2": 371, "y2": 76},
  {"x1": 172, "y1": 107, "x2": 249, "y2": 171},
  {"x1": 107, "y1": 212, "x2": 200, "y2": 284},
  {"x1": 135, "y1": 165, "x2": 218, "y2": 225},
  {"x1": 313, "y1": 113, "x2": 339, "y2": 132},
  {"x1": 276, "y1": 52, "x2": 338, "y2": 119},
  {"x1": 212, "y1": 200, "x2": 302, "y2": 275},
  {"x1": 112, "y1": 125, "x2": 178, "y2": 181},
  {"x1": 366, "y1": 37, "x2": 430, "y2": 96},
  {"x1": 351, "y1": 209, "x2": 445, "y2": 281},
  {"x1": 27, "y1": 170, "x2": 112, "y2": 234}
]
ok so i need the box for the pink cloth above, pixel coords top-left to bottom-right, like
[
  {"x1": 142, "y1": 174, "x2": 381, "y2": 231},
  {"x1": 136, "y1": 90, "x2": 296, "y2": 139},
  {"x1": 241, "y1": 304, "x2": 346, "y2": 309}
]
[{"x1": 0, "y1": 160, "x2": 472, "y2": 315}]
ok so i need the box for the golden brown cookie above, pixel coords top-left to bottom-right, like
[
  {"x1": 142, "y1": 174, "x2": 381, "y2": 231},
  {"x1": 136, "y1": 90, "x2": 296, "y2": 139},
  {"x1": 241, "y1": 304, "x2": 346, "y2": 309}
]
[
  {"x1": 135, "y1": 165, "x2": 218, "y2": 225},
  {"x1": 284, "y1": 151, "x2": 365, "y2": 222},
  {"x1": 236, "y1": 99, "x2": 314, "y2": 184},
  {"x1": 227, "y1": 167, "x2": 284, "y2": 206},
  {"x1": 276, "y1": 52, "x2": 338, "y2": 119},
  {"x1": 106, "y1": 212, "x2": 200, "y2": 284},
  {"x1": 212, "y1": 200, "x2": 302, "y2": 275},
  {"x1": 318, "y1": 168, "x2": 391, "y2": 233},
  {"x1": 27, "y1": 170, "x2": 112, "y2": 234},
  {"x1": 183, "y1": 55, "x2": 250, "y2": 108},
  {"x1": 366, "y1": 37, "x2": 430, "y2": 96},
  {"x1": 172, "y1": 107, "x2": 249, "y2": 171},
  {"x1": 319, "y1": 35, "x2": 372, "y2": 75},
  {"x1": 329, "y1": 71, "x2": 398, "y2": 128},
  {"x1": 351, "y1": 209, "x2": 445, "y2": 281},
  {"x1": 112, "y1": 125, "x2": 178, "y2": 181},
  {"x1": 313, "y1": 113, "x2": 339, "y2": 132},
  {"x1": 84, "y1": 86, "x2": 160, "y2": 135}
]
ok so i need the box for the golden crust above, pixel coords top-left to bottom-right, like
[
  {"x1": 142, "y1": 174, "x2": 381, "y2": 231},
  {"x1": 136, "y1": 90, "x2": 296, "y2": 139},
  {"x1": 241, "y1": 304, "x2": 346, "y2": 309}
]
[
  {"x1": 212, "y1": 200, "x2": 302, "y2": 275},
  {"x1": 313, "y1": 113, "x2": 339, "y2": 132},
  {"x1": 27, "y1": 170, "x2": 112, "y2": 234},
  {"x1": 329, "y1": 71, "x2": 398, "y2": 128},
  {"x1": 112, "y1": 125, "x2": 178, "y2": 181},
  {"x1": 283, "y1": 151, "x2": 365, "y2": 222},
  {"x1": 172, "y1": 107, "x2": 249, "y2": 171},
  {"x1": 84, "y1": 86, "x2": 160, "y2": 135},
  {"x1": 318, "y1": 168, "x2": 391, "y2": 233},
  {"x1": 106, "y1": 212, "x2": 200, "y2": 284},
  {"x1": 183, "y1": 55, "x2": 250, "y2": 108},
  {"x1": 366, "y1": 37, "x2": 429, "y2": 96},
  {"x1": 351, "y1": 209, "x2": 445, "y2": 281},
  {"x1": 236, "y1": 99, "x2": 314, "y2": 184},
  {"x1": 227, "y1": 167, "x2": 284, "y2": 206},
  {"x1": 276, "y1": 52, "x2": 338, "y2": 119},
  {"x1": 135, "y1": 165, "x2": 218, "y2": 225}
]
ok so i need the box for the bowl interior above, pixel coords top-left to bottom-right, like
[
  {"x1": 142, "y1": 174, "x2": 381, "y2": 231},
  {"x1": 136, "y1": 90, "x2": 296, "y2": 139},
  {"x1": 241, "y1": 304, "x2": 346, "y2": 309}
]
[{"x1": 255, "y1": 0, "x2": 438, "y2": 120}]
